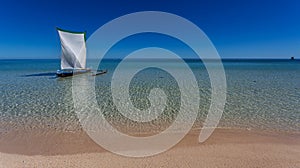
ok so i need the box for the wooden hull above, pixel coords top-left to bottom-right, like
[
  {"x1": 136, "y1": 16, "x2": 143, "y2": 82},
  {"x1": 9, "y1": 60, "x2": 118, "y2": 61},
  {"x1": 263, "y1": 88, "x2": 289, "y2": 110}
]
[{"x1": 56, "y1": 69, "x2": 91, "y2": 77}]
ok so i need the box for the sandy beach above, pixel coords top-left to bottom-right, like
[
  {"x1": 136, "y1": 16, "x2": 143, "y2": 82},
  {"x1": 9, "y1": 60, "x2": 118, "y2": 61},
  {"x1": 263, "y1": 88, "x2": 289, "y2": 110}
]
[
  {"x1": 1, "y1": 59, "x2": 299, "y2": 168},
  {"x1": 0, "y1": 128, "x2": 299, "y2": 168},
  {"x1": 2, "y1": 0, "x2": 300, "y2": 167}
]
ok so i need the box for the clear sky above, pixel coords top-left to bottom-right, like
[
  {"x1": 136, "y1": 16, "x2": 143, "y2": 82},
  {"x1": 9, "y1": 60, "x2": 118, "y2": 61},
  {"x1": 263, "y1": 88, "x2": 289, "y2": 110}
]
[{"x1": 0, "y1": 0, "x2": 299, "y2": 59}]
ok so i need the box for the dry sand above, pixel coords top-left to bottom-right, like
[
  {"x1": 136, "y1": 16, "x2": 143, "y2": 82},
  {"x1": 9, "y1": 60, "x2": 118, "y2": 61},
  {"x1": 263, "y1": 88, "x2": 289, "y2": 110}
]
[{"x1": 0, "y1": 128, "x2": 299, "y2": 168}]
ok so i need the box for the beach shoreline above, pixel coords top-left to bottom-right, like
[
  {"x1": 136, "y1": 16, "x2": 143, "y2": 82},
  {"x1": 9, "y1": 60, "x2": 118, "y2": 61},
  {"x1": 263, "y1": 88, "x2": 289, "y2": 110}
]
[
  {"x1": 0, "y1": 59, "x2": 299, "y2": 167},
  {"x1": 0, "y1": 128, "x2": 299, "y2": 167}
]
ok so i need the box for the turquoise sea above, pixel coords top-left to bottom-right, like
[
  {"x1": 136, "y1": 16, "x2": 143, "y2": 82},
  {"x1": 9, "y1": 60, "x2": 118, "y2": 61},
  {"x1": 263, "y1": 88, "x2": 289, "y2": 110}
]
[{"x1": 0, "y1": 59, "x2": 299, "y2": 135}]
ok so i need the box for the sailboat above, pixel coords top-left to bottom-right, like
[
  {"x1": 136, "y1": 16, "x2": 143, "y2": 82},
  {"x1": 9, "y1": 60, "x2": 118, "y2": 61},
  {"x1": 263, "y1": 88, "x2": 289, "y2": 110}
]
[{"x1": 56, "y1": 27, "x2": 91, "y2": 77}]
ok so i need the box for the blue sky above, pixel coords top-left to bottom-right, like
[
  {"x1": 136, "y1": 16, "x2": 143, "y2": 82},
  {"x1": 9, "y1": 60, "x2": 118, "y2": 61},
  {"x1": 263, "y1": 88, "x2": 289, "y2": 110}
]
[{"x1": 0, "y1": 0, "x2": 299, "y2": 59}]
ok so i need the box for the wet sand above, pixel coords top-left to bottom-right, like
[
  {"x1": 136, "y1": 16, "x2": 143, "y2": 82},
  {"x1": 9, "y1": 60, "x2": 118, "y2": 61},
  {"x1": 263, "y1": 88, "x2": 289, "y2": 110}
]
[{"x1": 0, "y1": 128, "x2": 299, "y2": 167}]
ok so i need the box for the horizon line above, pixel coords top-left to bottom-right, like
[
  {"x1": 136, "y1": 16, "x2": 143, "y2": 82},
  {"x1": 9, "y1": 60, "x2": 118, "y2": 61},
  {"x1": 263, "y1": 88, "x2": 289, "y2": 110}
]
[{"x1": 0, "y1": 58, "x2": 298, "y2": 60}]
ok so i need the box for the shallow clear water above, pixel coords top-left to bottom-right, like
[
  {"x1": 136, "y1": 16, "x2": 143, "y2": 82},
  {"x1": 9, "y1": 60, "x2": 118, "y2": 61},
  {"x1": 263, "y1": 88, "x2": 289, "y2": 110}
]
[{"x1": 0, "y1": 59, "x2": 299, "y2": 134}]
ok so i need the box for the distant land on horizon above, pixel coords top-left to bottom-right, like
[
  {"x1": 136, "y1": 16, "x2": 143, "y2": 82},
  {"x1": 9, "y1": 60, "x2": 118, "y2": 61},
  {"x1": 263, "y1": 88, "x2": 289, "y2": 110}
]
[{"x1": 0, "y1": 57, "x2": 298, "y2": 61}]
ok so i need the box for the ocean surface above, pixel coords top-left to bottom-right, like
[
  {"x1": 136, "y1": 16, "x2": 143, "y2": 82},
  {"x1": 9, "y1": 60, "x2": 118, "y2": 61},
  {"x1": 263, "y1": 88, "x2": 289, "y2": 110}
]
[{"x1": 0, "y1": 59, "x2": 299, "y2": 135}]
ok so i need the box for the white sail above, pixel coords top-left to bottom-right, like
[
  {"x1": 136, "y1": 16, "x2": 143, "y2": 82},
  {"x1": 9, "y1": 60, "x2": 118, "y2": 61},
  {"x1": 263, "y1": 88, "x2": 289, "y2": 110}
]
[{"x1": 57, "y1": 28, "x2": 86, "y2": 70}]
